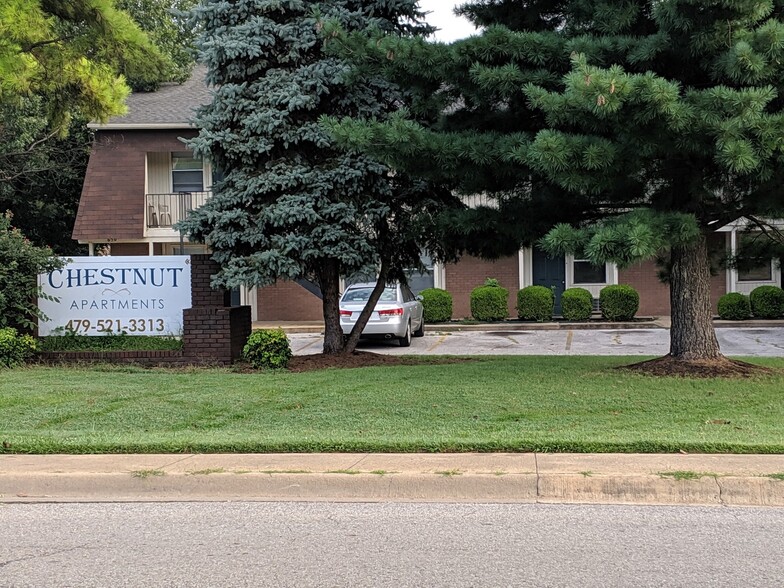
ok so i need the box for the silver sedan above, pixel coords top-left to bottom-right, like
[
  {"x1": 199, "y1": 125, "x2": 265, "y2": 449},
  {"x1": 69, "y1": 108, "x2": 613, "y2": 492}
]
[{"x1": 339, "y1": 282, "x2": 425, "y2": 347}]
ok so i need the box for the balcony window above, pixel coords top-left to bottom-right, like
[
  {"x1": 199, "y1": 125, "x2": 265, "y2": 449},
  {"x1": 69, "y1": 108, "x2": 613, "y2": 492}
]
[
  {"x1": 573, "y1": 260, "x2": 606, "y2": 284},
  {"x1": 172, "y1": 152, "x2": 203, "y2": 192}
]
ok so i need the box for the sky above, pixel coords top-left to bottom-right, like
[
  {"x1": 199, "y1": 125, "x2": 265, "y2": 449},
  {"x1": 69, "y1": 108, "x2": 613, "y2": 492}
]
[{"x1": 418, "y1": 0, "x2": 479, "y2": 42}]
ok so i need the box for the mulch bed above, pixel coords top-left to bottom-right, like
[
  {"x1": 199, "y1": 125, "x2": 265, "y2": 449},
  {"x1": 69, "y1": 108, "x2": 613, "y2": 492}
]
[
  {"x1": 620, "y1": 355, "x2": 775, "y2": 378},
  {"x1": 286, "y1": 351, "x2": 472, "y2": 373}
]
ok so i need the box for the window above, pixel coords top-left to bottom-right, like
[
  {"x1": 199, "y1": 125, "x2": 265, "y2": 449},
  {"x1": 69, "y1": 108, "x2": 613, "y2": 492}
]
[
  {"x1": 406, "y1": 253, "x2": 435, "y2": 294},
  {"x1": 738, "y1": 262, "x2": 772, "y2": 281},
  {"x1": 737, "y1": 234, "x2": 773, "y2": 281},
  {"x1": 172, "y1": 152, "x2": 203, "y2": 192},
  {"x1": 573, "y1": 260, "x2": 606, "y2": 284},
  {"x1": 342, "y1": 287, "x2": 398, "y2": 303}
]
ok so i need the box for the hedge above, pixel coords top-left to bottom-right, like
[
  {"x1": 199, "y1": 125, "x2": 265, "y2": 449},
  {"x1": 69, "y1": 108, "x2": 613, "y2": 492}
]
[
  {"x1": 517, "y1": 285, "x2": 554, "y2": 322},
  {"x1": 471, "y1": 279, "x2": 509, "y2": 321},
  {"x1": 599, "y1": 285, "x2": 640, "y2": 321},
  {"x1": 242, "y1": 328, "x2": 292, "y2": 369},
  {"x1": 420, "y1": 288, "x2": 452, "y2": 323},
  {"x1": 0, "y1": 327, "x2": 37, "y2": 368},
  {"x1": 561, "y1": 287, "x2": 593, "y2": 321},
  {"x1": 749, "y1": 285, "x2": 784, "y2": 319},
  {"x1": 717, "y1": 292, "x2": 751, "y2": 320}
]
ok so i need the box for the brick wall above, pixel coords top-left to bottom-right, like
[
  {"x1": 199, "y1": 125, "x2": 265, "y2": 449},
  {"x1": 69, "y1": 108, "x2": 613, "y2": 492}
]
[
  {"x1": 620, "y1": 236, "x2": 728, "y2": 317},
  {"x1": 183, "y1": 306, "x2": 251, "y2": 364},
  {"x1": 73, "y1": 129, "x2": 198, "y2": 242},
  {"x1": 189, "y1": 254, "x2": 231, "y2": 307},
  {"x1": 258, "y1": 281, "x2": 323, "y2": 321},
  {"x1": 109, "y1": 243, "x2": 150, "y2": 256},
  {"x1": 709, "y1": 272, "x2": 728, "y2": 314},
  {"x1": 38, "y1": 350, "x2": 187, "y2": 367},
  {"x1": 444, "y1": 255, "x2": 520, "y2": 319},
  {"x1": 182, "y1": 255, "x2": 251, "y2": 364},
  {"x1": 619, "y1": 260, "x2": 670, "y2": 316}
]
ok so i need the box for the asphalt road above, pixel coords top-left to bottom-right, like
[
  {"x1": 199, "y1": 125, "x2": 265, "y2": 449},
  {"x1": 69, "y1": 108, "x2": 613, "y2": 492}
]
[
  {"x1": 1, "y1": 502, "x2": 782, "y2": 587},
  {"x1": 289, "y1": 327, "x2": 784, "y2": 356}
]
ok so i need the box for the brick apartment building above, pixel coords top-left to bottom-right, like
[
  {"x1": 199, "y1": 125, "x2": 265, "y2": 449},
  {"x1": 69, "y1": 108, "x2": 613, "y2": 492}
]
[{"x1": 73, "y1": 67, "x2": 783, "y2": 321}]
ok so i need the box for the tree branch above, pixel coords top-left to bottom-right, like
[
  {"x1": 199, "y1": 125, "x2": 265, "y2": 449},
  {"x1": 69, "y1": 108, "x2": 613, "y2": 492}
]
[
  {"x1": 20, "y1": 36, "x2": 74, "y2": 52},
  {"x1": 744, "y1": 215, "x2": 784, "y2": 245}
]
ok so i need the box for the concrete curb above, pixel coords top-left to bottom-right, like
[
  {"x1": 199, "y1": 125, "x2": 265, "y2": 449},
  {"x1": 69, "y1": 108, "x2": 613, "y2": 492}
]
[
  {"x1": 253, "y1": 319, "x2": 783, "y2": 334},
  {"x1": 2, "y1": 453, "x2": 783, "y2": 506},
  {"x1": 254, "y1": 321, "x2": 665, "y2": 334}
]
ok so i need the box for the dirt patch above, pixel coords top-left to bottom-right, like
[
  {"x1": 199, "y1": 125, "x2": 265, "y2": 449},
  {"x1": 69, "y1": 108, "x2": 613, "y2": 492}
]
[
  {"x1": 286, "y1": 352, "x2": 472, "y2": 373},
  {"x1": 620, "y1": 355, "x2": 774, "y2": 378}
]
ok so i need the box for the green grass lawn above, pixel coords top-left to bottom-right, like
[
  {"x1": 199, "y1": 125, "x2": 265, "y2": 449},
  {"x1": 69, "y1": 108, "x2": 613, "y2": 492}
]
[{"x1": 1, "y1": 356, "x2": 782, "y2": 454}]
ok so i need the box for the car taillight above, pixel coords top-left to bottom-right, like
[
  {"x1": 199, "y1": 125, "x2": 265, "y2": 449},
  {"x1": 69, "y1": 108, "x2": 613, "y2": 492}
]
[
  {"x1": 340, "y1": 310, "x2": 352, "y2": 317},
  {"x1": 378, "y1": 308, "x2": 403, "y2": 316}
]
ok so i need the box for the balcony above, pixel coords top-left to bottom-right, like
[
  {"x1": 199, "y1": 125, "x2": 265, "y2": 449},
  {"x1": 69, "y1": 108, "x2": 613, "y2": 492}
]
[{"x1": 146, "y1": 192, "x2": 211, "y2": 229}]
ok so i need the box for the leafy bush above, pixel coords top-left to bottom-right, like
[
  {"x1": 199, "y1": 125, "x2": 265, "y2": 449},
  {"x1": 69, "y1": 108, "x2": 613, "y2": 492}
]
[
  {"x1": 749, "y1": 285, "x2": 784, "y2": 319},
  {"x1": 420, "y1": 288, "x2": 452, "y2": 323},
  {"x1": 0, "y1": 327, "x2": 37, "y2": 368},
  {"x1": 39, "y1": 331, "x2": 183, "y2": 352},
  {"x1": 717, "y1": 292, "x2": 751, "y2": 320},
  {"x1": 242, "y1": 328, "x2": 292, "y2": 369},
  {"x1": 0, "y1": 212, "x2": 64, "y2": 332},
  {"x1": 599, "y1": 285, "x2": 640, "y2": 321},
  {"x1": 561, "y1": 288, "x2": 593, "y2": 321},
  {"x1": 470, "y1": 278, "x2": 509, "y2": 321},
  {"x1": 517, "y1": 285, "x2": 554, "y2": 321}
]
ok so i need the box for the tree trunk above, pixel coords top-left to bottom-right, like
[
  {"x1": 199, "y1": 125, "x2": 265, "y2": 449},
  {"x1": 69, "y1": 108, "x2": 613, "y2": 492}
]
[
  {"x1": 317, "y1": 259, "x2": 344, "y2": 355},
  {"x1": 342, "y1": 261, "x2": 390, "y2": 355},
  {"x1": 669, "y1": 233, "x2": 722, "y2": 360}
]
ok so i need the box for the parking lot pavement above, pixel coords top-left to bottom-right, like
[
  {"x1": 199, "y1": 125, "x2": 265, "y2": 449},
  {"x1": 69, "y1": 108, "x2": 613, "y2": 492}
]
[{"x1": 288, "y1": 327, "x2": 784, "y2": 357}]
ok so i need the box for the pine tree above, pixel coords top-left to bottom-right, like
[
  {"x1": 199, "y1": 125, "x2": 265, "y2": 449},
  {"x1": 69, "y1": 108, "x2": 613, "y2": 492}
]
[
  {"x1": 328, "y1": 0, "x2": 784, "y2": 372},
  {"x1": 180, "y1": 0, "x2": 456, "y2": 354},
  {"x1": 0, "y1": 0, "x2": 169, "y2": 132}
]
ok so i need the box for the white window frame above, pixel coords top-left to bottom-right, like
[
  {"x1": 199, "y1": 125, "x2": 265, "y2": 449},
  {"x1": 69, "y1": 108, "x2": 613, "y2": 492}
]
[
  {"x1": 565, "y1": 255, "x2": 618, "y2": 298},
  {"x1": 727, "y1": 230, "x2": 781, "y2": 294},
  {"x1": 171, "y1": 151, "x2": 208, "y2": 193}
]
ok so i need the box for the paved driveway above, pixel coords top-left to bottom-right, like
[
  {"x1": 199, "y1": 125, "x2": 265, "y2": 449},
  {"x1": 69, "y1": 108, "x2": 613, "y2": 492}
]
[{"x1": 288, "y1": 327, "x2": 784, "y2": 357}]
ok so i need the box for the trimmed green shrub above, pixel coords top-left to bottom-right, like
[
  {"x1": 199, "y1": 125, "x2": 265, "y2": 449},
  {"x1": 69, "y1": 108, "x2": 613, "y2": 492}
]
[
  {"x1": 470, "y1": 278, "x2": 509, "y2": 321},
  {"x1": 749, "y1": 285, "x2": 784, "y2": 319},
  {"x1": 0, "y1": 327, "x2": 37, "y2": 368},
  {"x1": 420, "y1": 288, "x2": 452, "y2": 323},
  {"x1": 599, "y1": 285, "x2": 640, "y2": 321},
  {"x1": 517, "y1": 285, "x2": 554, "y2": 322},
  {"x1": 242, "y1": 328, "x2": 292, "y2": 369},
  {"x1": 717, "y1": 292, "x2": 751, "y2": 320},
  {"x1": 38, "y1": 331, "x2": 183, "y2": 352},
  {"x1": 561, "y1": 288, "x2": 594, "y2": 321}
]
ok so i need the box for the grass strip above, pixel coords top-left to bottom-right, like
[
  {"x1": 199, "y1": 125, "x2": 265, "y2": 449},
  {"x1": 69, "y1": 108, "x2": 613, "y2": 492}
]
[{"x1": 0, "y1": 356, "x2": 782, "y2": 454}]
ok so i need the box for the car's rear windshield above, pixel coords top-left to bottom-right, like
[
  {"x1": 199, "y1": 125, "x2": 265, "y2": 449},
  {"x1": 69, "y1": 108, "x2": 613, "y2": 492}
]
[{"x1": 342, "y1": 286, "x2": 398, "y2": 303}]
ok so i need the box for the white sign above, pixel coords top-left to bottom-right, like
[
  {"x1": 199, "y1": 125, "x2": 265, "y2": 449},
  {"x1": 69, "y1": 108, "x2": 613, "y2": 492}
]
[{"x1": 38, "y1": 256, "x2": 192, "y2": 336}]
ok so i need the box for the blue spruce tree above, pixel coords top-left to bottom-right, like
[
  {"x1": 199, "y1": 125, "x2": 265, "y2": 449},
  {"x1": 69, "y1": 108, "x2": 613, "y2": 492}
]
[{"x1": 181, "y1": 0, "x2": 455, "y2": 354}]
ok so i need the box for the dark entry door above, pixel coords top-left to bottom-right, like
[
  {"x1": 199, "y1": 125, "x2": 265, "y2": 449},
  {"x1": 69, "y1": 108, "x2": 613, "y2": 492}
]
[{"x1": 532, "y1": 249, "x2": 566, "y2": 315}]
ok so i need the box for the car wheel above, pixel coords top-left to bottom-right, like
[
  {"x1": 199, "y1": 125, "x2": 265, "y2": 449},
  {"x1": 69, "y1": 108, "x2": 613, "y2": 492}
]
[
  {"x1": 398, "y1": 322, "x2": 412, "y2": 347},
  {"x1": 413, "y1": 318, "x2": 425, "y2": 338}
]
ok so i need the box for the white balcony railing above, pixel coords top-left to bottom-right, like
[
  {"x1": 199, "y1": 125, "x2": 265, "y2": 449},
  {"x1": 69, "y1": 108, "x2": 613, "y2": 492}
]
[{"x1": 146, "y1": 191, "x2": 212, "y2": 229}]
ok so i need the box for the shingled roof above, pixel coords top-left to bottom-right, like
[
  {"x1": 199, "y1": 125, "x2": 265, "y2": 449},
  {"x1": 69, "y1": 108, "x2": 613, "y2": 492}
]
[{"x1": 89, "y1": 65, "x2": 212, "y2": 129}]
